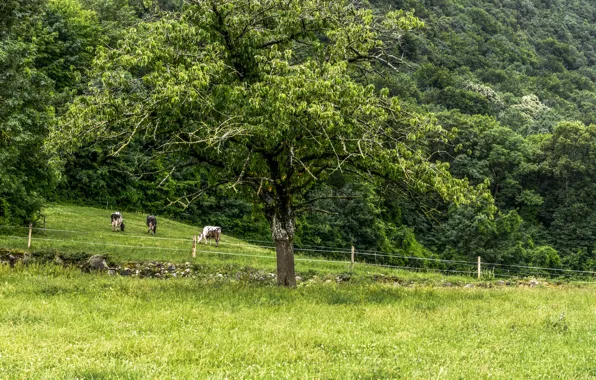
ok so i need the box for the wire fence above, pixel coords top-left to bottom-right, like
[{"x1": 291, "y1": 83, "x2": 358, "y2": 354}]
[{"x1": 1, "y1": 224, "x2": 596, "y2": 281}]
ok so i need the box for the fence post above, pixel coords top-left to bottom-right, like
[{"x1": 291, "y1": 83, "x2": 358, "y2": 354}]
[
  {"x1": 27, "y1": 223, "x2": 32, "y2": 249},
  {"x1": 192, "y1": 235, "x2": 197, "y2": 258},
  {"x1": 351, "y1": 245, "x2": 355, "y2": 269},
  {"x1": 477, "y1": 256, "x2": 481, "y2": 279}
]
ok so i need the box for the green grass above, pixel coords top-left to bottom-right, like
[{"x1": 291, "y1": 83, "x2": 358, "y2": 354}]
[
  {"x1": 2, "y1": 204, "x2": 596, "y2": 378},
  {"x1": 1, "y1": 264, "x2": 596, "y2": 379},
  {"x1": 0, "y1": 204, "x2": 273, "y2": 262},
  {"x1": 0, "y1": 204, "x2": 477, "y2": 282}
]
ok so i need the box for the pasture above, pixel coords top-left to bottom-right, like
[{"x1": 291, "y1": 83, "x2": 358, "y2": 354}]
[
  {"x1": 1, "y1": 265, "x2": 596, "y2": 378},
  {"x1": 0, "y1": 204, "x2": 477, "y2": 281},
  {"x1": 1, "y1": 205, "x2": 596, "y2": 378}
]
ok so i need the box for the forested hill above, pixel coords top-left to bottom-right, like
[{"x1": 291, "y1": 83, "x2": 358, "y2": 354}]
[
  {"x1": 1, "y1": 0, "x2": 595, "y2": 272},
  {"x1": 373, "y1": 0, "x2": 596, "y2": 130}
]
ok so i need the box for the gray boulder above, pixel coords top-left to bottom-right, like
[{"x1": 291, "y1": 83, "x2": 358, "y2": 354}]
[{"x1": 86, "y1": 255, "x2": 108, "y2": 271}]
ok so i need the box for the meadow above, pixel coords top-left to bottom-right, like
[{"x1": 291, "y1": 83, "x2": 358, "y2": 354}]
[
  {"x1": 1, "y1": 264, "x2": 596, "y2": 379},
  {"x1": 0, "y1": 204, "x2": 479, "y2": 281},
  {"x1": 1, "y1": 205, "x2": 596, "y2": 379}
]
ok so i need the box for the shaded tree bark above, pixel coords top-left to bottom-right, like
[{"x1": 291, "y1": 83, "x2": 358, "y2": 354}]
[{"x1": 269, "y1": 205, "x2": 296, "y2": 287}]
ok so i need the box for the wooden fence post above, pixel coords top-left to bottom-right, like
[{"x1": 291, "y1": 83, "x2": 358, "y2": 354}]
[
  {"x1": 351, "y1": 245, "x2": 355, "y2": 269},
  {"x1": 27, "y1": 223, "x2": 32, "y2": 249},
  {"x1": 192, "y1": 235, "x2": 197, "y2": 258},
  {"x1": 477, "y1": 256, "x2": 481, "y2": 279}
]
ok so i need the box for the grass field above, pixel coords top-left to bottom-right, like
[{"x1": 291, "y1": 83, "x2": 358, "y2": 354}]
[
  {"x1": 0, "y1": 204, "x2": 275, "y2": 263},
  {"x1": 0, "y1": 204, "x2": 479, "y2": 282},
  {"x1": 1, "y1": 205, "x2": 596, "y2": 378},
  {"x1": 1, "y1": 264, "x2": 596, "y2": 379}
]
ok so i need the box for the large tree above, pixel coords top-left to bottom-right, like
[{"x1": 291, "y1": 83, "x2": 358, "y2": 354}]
[{"x1": 51, "y1": 0, "x2": 484, "y2": 286}]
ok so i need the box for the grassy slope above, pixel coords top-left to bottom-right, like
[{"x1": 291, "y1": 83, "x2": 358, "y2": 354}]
[{"x1": 0, "y1": 204, "x2": 474, "y2": 282}]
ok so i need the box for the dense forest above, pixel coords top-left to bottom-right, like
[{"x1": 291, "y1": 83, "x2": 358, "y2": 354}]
[{"x1": 1, "y1": 0, "x2": 595, "y2": 273}]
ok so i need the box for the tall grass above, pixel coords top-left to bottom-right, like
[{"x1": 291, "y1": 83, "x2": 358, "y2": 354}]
[{"x1": 1, "y1": 264, "x2": 596, "y2": 378}]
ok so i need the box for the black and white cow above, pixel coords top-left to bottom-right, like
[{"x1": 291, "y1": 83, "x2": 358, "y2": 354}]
[
  {"x1": 147, "y1": 215, "x2": 157, "y2": 234},
  {"x1": 197, "y1": 226, "x2": 221, "y2": 247},
  {"x1": 111, "y1": 212, "x2": 125, "y2": 232}
]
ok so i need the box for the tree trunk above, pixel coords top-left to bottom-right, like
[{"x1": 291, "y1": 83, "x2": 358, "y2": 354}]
[{"x1": 270, "y1": 207, "x2": 296, "y2": 287}]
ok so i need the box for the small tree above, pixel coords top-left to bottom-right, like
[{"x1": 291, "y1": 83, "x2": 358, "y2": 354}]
[{"x1": 51, "y1": 0, "x2": 483, "y2": 286}]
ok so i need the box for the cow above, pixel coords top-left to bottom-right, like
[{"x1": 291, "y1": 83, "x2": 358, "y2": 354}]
[
  {"x1": 197, "y1": 226, "x2": 221, "y2": 247},
  {"x1": 147, "y1": 215, "x2": 157, "y2": 235},
  {"x1": 111, "y1": 212, "x2": 125, "y2": 232}
]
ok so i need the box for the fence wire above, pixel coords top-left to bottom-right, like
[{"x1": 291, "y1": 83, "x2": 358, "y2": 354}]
[{"x1": 1, "y1": 225, "x2": 596, "y2": 280}]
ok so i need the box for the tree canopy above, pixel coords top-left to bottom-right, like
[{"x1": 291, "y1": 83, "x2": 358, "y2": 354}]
[{"x1": 51, "y1": 0, "x2": 484, "y2": 285}]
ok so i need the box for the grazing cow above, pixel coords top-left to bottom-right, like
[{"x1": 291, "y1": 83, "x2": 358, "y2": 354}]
[
  {"x1": 197, "y1": 226, "x2": 221, "y2": 247},
  {"x1": 111, "y1": 212, "x2": 125, "y2": 232},
  {"x1": 147, "y1": 215, "x2": 157, "y2": 234}
]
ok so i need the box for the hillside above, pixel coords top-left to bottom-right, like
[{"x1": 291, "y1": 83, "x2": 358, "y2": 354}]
[
  {"x1": 2, "y1": 1, "x2": 596, "y2": 376},
  {"x1": 374, "y1": 0, "x2": 596, "y2": 127},
  {"x1": 0, "y1": 204, "x2": 483, "y2": 283},
  {"x1": 2, "y1": 204, "x2": 596, "y2": 284}
]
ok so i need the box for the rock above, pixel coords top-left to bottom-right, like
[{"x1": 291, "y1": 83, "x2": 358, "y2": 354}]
[
  {"x1": 529, "y1": 279, "x2": 539, "y2": 287},
  {"x1": 336, "y1": 274, "x2": 350, "y2": 283},
  {"x1": 21, "y1": 255, "x2": 35, "y2": 265},
  {"x1": 295, "y1": 276, "x2": 303, "y2": 283},
  {"x1": 86, "y1": 255, "x2": 108, "y2": 271},
  {"x1": 8, "y1": 255, "x2": 17, "y2": 267},
  {"x1": 443, "y1": 282, "x2": 453, "y2": 287},
  {"x1": 108, "y1": 269, "x2": 116, "y2": 276},
  {"x1": 496, "y1": 280, "x2": 505, "y2": 286},
  {"x1": 464, "y1": 284, "x2": 475, "y2": 289}
]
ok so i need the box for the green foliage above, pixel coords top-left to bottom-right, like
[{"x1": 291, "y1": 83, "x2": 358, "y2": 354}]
[
  {"x1": 0, "y1": 0, "x2": 163, "y2": 226},
  {"x1": 534, "y1": 122, "x2": 596, "y2": 258},
  {"x1": 480, "y1": 268, "x2": 495, "y2": 280},
  {"x1": 3, "y1": 0, "x2": 596, "y2": 275},
  {"x1": 50, "y1": 0, "x2": 485, "y2": 285},
  {"x1": 527, "y1": 246, "x2": 561, "y2": 269},
  {"x1": 375, "y1": 0, "x2": 595, "y2": 130},
  {"x1": 0, "y1": 0, "x2": 55, "y2": 225}
]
